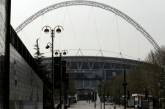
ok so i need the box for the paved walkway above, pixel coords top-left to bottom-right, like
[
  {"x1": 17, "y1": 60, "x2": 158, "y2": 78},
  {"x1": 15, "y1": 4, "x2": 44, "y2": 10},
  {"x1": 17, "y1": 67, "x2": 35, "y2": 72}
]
[{"x1": 68, "y1": 101, "x2": 129, "y2": 109}]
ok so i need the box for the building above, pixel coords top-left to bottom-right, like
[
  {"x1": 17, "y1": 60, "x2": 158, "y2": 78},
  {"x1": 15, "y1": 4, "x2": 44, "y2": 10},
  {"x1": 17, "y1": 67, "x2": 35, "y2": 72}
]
[{"x1": 43, "y1": 56, "x2": 140, "y2": 90}]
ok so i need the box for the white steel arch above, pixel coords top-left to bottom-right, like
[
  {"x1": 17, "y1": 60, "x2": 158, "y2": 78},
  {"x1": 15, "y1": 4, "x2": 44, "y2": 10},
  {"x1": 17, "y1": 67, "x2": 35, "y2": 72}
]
[{"x1": 15, "y1": 0, "x2": 160, "y2": 51}]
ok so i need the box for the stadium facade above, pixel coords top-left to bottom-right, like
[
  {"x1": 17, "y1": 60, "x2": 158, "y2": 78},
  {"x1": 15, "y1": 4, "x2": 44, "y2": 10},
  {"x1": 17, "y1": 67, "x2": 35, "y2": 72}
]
[{"x1": 43, "y1": 56, "x2": 140, "y2": 90}]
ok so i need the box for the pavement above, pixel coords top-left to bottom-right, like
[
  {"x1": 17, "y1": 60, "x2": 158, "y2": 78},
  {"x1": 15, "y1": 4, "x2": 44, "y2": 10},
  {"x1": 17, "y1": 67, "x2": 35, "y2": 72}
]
[
  {"x1": 68, "y1": 94, "x2": 134, "y2": 109},
  {"x1": 68, "y1": 101, "x2": 133, "y2": 109}
]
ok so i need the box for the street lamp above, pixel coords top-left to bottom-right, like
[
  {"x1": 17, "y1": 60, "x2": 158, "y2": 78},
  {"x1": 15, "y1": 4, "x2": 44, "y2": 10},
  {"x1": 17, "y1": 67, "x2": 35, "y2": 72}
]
[
  {"x1": 42, "y1": 25, "x2": 64, "y2": 109},
  {"x1": 55, "y1": 50, "x2": 68, "y2": 109}
]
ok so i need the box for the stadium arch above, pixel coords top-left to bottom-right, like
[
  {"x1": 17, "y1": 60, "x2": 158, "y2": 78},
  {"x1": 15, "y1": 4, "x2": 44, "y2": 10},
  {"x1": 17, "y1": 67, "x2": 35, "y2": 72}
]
[{"x1": 15, "y1": 0, "x2": 160, "y2": 51}]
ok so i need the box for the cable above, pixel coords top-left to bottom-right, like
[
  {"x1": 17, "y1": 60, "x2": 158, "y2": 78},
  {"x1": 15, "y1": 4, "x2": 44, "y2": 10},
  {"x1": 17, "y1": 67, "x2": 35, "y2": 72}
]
[
  {"x1": 115, "y1": 14, "x2": 122, "y2": 58},
  {"x1": 92, "y1": 7, "x2": 103, "y2": 56},
  {"x1": 67, "y1": 7, "x2": 79, "y2": 53},
  {"x1": 59, "y1": 7, "x2": 67, "y2": 50}
]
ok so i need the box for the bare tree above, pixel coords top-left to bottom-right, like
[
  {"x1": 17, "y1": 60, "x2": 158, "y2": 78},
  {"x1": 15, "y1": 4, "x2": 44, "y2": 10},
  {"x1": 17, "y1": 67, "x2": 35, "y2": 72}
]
[{"x1": 146, "y1": 46, "x2": 165, "y2": 66}]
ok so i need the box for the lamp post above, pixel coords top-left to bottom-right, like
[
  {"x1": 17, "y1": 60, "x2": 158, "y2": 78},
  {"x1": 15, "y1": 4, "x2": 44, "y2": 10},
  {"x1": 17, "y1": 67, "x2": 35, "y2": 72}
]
[
  {"x1": 42, "y1": 25, "x2": 64, "y2": 109},
  {"x1": 98, "y1": 83, "x2": 102, "y2": 109},
  {"x1": 55, "y1": 50, "x2": 68, "y2": 109},
  {"x1": 122, "y1": 67, "x2": 127, "y2": 109},
  {"x1": 103, "y1": 70, "x2": 105, "y2": 109}
]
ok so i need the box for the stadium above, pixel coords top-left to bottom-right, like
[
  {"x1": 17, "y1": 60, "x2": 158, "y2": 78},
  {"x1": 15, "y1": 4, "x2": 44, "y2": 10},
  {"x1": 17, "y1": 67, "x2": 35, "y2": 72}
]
[{"x1": 43, "y1": 56, "x2": 141, "y2": 90}]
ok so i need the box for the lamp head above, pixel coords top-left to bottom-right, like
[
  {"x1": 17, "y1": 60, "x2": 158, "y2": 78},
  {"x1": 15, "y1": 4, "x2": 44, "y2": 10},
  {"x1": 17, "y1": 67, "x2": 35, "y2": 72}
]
[
  {"x1": 63, "y1": 51, "x2": 67, "y2": 55},
  {"x1": 56, "y1": 27, "x2": 62, "y2": 33},
  {"x1": 55, "y1": 52, "x2": 58, "y2": 55},
  {"x1": 44, "y1": 28, "x2": 50, "y2": 33},
  {"x1": 45, "y1": 45, "x2": 50, "y2": 49}
]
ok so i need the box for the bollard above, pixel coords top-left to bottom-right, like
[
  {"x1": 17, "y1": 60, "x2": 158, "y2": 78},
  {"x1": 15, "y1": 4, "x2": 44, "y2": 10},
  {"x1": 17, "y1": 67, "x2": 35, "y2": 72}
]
[
  {"x1": 114, "y1": 105, "x2": 116, "y2": 109},
  {"x1": 94, "y1": 102, "x2": 96, "y2": 108}
]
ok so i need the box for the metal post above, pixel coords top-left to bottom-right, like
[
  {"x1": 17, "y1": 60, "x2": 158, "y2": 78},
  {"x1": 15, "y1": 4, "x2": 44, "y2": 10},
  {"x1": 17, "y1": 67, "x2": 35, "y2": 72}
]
[
  {"x1": 60, "y1": 53, "x2": 62, "y2": 109},
  {"x1": 123, "y1": 68, "x2": 127, "y2": 109},
  {"x1": 103, "y1": 71, "x2": 105, "y2": 109},
  {"x1": 103, "y1": 84, "x2": 105, "y2": 109},
  {"x1": 64, "y1": 72, "x2": 68, "y2": 109},
  {"x1": 64, "y1": 89, "x2": 67, "y2": 109},
  {"x1": 100, "y1": 84, "x2": 102, "y2": 109},
  {"x1": 94, "y1": 91, "x2": 96, "y2": 108},
  {"x1": 51, "y1": 30, "x2": 55, "y2": 109}
]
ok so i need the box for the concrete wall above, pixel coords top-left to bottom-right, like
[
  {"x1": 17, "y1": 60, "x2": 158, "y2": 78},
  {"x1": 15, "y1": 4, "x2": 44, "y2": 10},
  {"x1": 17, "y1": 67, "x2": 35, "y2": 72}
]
[
  {"x1": 0, "y1": 1, "x2": 43, "y2": 108},
  {"x1": 0, "y1": 56, "x2": 4, "y2": 109},
  {"x1": 10, "y1": 45, "x2": 43, "y2": 109},
  {"x1": 0, "y1": 0, "x2": 6, "y2": 108},
  {"x1": 0, "y1": 0, "x2": 6, "y2": 55}
]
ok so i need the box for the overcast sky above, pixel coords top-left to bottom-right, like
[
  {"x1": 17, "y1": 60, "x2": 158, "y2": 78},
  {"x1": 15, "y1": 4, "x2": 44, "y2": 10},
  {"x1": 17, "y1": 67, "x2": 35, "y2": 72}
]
[{"x1": 11, "y1": 0, "x2": 165, "y2": 60}]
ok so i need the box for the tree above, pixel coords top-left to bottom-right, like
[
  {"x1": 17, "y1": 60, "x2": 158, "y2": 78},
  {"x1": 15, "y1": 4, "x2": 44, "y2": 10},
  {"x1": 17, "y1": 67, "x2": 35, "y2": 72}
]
[
  {"x1": 68, "y1": 80, "x2": 76, "y2": 96},
  {"x1": 146, "y1": 47, "x2": 165, "y2": 96},
  {"x1": 33, "y1": 38, "x2": 49, "y2": 77},
  {"x1": 103, "y1": 75, "x2": 123, "y2": 104},
  {"x1": 34, "y1": 38, "x2": 44, "y2": 64},
  {"x1": 127, "y1": 64, "x2": 161, "y2": 96},
  {"x1": 103, "y1": 63, "x2": 161, "y2": 105},
  {"x1": 146, "y1": 46, "x2": 165, "y2": 66},
  {"x1": 101, "y1": 47, "x2": 165, "y2": 107},
  {"x1": 146, "y1": 46, "x2": 165, "y2": 108},
  {"x1": 34, "y1": 39, "x2": 53, "y2": 108}
]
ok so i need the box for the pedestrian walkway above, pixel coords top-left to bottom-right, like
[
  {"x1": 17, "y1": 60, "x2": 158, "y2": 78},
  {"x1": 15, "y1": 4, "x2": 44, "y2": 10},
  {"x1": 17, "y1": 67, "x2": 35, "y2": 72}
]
[{"x1": 68, "y1": 101, "x2": 132, "y2": 109}]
